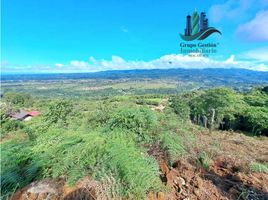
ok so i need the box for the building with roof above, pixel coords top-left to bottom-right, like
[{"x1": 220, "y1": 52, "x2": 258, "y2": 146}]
[{"x1": 12, "y1": 110, "x2": 41, "y2": 121}]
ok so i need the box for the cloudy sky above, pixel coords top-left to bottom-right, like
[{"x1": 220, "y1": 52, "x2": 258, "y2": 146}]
[{"x1": 2, "y1": 0, "x2": 268, "y2": 73}]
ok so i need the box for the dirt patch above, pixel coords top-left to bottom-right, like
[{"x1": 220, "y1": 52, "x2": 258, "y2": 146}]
[
  {"x1": 149, "y1": 128, "x2": 268, "y2": 200},
  {"x1": 154, "y1": 158, "x2": 268, "y2": 200},
  {"x1": 205, "y1": 156, "x2": 268, "y2": 200},
  {"x1": 151, "y1": 98, "x2": 169, "y2": 112}
]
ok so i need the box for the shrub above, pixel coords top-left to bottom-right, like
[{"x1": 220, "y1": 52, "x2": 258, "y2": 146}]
[
  {"x1": 170, "y1": 98, "x2": 190, "y2": 120},
  {"x1": 86, "y1": 103, "x2": 114, "y2": 128},
  {"x1": 190, "y1": 88, "x2": 245, "y2": 129},
  {"x1": 43, "y1": 100, "x2": 73, "y2": 125},
  {"x1": 158, "y1": 132, "x2": 185, "y2": 164},
  {"x1": 31, "y1": 128, "x2": 105, "y2": 185},
  {"x1": 0, "y1": 113, "x2": 24, "y2": 137},
  {"x1": 109, "y1": 107, "x2": 158, "y2": 140},
  {"x1": 136, "y1": 98, "x2": 161, "y2": 106},
  {"x1": 30, "y1": 129, "x2": 162, "y2": 199},
  {"x1": 1, "y1": 141, "x2": 40, "y2": 198},
  {"x1": 99, "y1": 132, "x2": 162, "y2": 199}
]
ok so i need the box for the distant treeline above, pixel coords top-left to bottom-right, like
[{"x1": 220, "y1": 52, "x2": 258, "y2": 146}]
[
  {"x1": 2, "y1": 68, "x2": 268, "y2": 85},
  {"x1": 171, "y1": 86, "x2": 268, "y2": 136}
]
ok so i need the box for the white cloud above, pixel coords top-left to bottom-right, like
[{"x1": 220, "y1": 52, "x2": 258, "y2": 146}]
[
  {"x1": 209, "y1": 0, "x2": 268, "y2": 23},
  {"x1": 240, "y1": 47, "x2": 268, "y2": 61},
  {"x1": 2, "y1": 53, "x2": 268, "y2": 73},
  {"x1": 209, "y1": 0, "x2": 255, "y2": 23},
  {"x1": 254, "y1": 63, "x2": 268, "y2": 71},
  {"x1": 224, "y1": 55, "x2": 236, "y2": 64},
  {"x1": 236, "y1": 10, "x2": 268, "y2": 42},
  {"x1": 67, "y1": 54, "x2": 267, "y2": 72},
  {"x1": 70, "y1": 61, "x2": 89, "y2": 68},
  {"x1": 55, "y1": 63, "x2": 64, "y2": 67}
]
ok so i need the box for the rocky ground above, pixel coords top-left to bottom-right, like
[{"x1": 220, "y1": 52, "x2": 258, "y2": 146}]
[{"x1": 152, "y1": 130, "x2": 268, "y2": 200}]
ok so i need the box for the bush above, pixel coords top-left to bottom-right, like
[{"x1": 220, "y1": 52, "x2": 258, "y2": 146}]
[
  {"x1": 109, "y1": 107, "x2": 158, "y2": 140},
  {"x1": 1, "y1": 141, "x2": 40, "y2": 197},
  {"x1": 0, "y1": 111, "x2": 24, "y2": 137},
  {"x1": 99, "y1": 132, "x2": 162, "y2": 199},
  {"x1": 30, "y1": 128, "x2": 162, "y2": 199},
  {"x1": 43, "y1": 100, "x2": 73, "y2": 125},
  {"x1": 158, "y1": 132, "x2": 185, "y2": 164},
  {"x1": 190, "y1": 88, "x2": 244, "y2": 128},
  {"x1": 186, "y1": 87, "x2": 268, "y2": 135},
  {"x1": 243, "y1": 106, "x2": 268, "y2": 135},
  {"x1": 1, "y1": 120, "x2": 24, "y2": 135},
  {"x1": 30, "y1": 127, "x2": 105, "y2": 185},
  {"x1": 86, "y1": 103, "x2": 114, "y2": 128},
  {"x1": 170, "y1": 98, "x2": 190, "y2": 120},
  {"x1": 136, "y1": 98, "x2": 161, "y2": 106}
]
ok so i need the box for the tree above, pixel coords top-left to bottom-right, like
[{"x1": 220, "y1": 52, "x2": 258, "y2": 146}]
[
  {"x1": 262, "y1": 86, "x2": 268, "y2": 93},
  {"x1": 3, "y1": 92, "x2": 33, "y2": 107},
  {"x1": 44, "y1": 100, "x2": 73, "y2": 125},
  {"x1": 190, "y1": 88, "x2": 245, "y2": 130},
  {"x1": 243, "y1": 106, "x2": 268, "y2": 135},
  {"x1": 170, "y1": 98, "x2": 190, "y2": 121},
  {"x1": 244, "y1": 89, "x2": 268, "y2": 107}
]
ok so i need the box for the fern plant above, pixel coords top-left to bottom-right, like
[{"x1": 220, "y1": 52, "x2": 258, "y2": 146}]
[
  {"x1": 98, "y1": 131, "x2": 163, "y2": 199},
  {"x1": 1, "y1": 141, "x2": 40, "y2": 198},
  {"x1": 158, "y1": 132, "x2": 186, "y2": 164},
  {"x1": 109, "y1": 107, "x2": 158, "y2": 141},
  {"x1": 31, "y1": 128, "x2": 105, "y2": 185}
]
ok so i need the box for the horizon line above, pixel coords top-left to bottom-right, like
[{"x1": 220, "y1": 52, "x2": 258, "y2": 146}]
[{"x1": 1, "y1": 67, "x2": 268, "y2": 76}]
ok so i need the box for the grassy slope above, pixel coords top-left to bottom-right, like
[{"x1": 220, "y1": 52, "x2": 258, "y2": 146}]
[{"x1": 1, "y1": 95, "x2": 268, "y2": 199}]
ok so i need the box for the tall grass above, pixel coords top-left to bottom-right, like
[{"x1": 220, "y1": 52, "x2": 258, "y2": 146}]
[
  {"x1": 250, "y1": 162, "x2": 268, "y2": 173},
  {"x1": 98, "y1": 131, "x2": 162, "y2": 199},
  {"x1": 157, "y1": 132, "x2": 186, "y2": 164},
  {"x1": 1, "y1": 141, "x2": 40, "y2": 197}
]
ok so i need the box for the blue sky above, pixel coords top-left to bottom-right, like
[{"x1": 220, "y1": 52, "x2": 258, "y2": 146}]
[{"x1": 1, "y1": 0, "x2": 268, "y2": 73}]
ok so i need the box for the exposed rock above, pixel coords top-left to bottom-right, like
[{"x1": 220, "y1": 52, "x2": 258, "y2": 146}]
[
  {"x1": 173, "y1": 177, "x2": 186, "y2": 188},
  {"x1": 11, "y1": 178, "x2": 97, "y2": 200},
  {"x1": 157, "y1": 192, "x2": 166, "y2": 200},
  {"x1": 12, "y1": 180, "x2": 63, "y2": 200},
  {"x1": 147, "y1": 191, "x2": 167, "y2": 200}
]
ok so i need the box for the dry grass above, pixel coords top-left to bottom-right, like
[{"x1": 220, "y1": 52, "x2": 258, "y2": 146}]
[{"x1": 191, "y1": 128, "x2": 268, "y2": 171}]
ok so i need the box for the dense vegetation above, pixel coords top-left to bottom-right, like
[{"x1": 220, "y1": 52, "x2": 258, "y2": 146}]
[
  {"x1": 1, "y1": 92, "x2": 186, "y2": 199},
  {"x1": 171, "y1": 86, "x2": 268, "y2": 135},
  {"x1": 1, "y1": 86, "x2": 268, "y2": 199}
]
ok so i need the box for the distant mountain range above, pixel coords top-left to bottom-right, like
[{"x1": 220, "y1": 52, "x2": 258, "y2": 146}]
[{"x1": 2, "y1": 68, "x2": 268, "y2": 84}]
